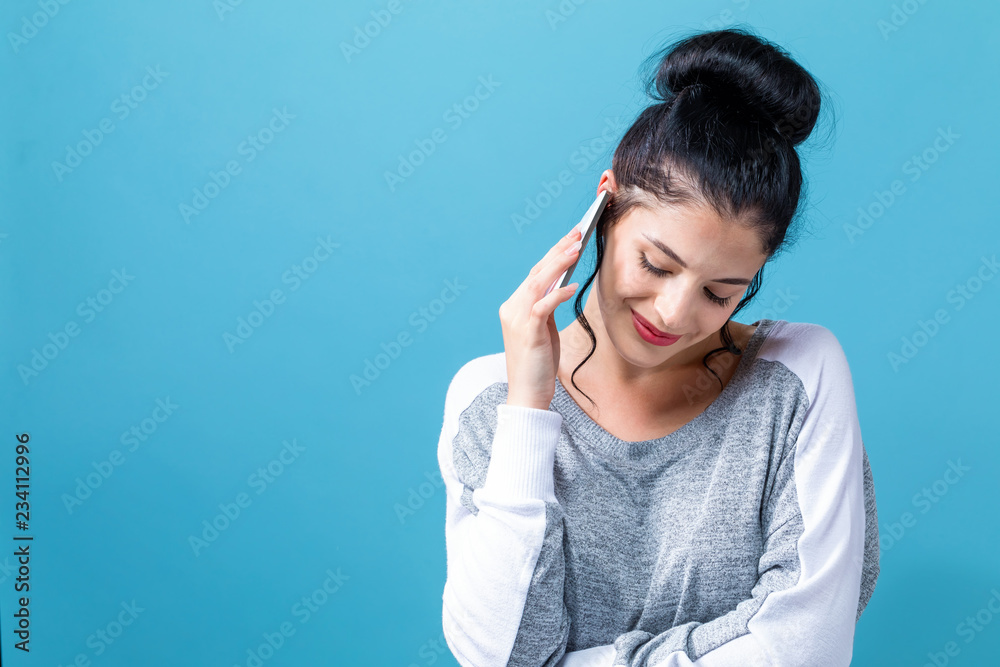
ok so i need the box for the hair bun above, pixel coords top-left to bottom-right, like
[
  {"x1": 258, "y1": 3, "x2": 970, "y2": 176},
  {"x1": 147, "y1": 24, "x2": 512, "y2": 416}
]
[{"x1": 648, "y1": 28, "x2": 821, "y2": 146}]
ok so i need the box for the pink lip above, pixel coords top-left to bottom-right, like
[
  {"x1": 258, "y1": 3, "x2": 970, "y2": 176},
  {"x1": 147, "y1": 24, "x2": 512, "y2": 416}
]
[{"x1": 631, "y1": 309, "x2": 680, "y2": 346}]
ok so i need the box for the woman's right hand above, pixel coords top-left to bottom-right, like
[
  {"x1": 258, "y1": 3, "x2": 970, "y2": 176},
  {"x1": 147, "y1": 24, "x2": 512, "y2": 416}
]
[{"x1": 499, "y1": 225, "x2": 584, "y2": 411}]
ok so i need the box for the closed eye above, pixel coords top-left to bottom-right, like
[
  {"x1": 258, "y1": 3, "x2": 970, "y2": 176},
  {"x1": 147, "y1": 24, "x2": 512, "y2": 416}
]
[{"x1": 638, "y1": 253, "x2": 734, "y2": 307}]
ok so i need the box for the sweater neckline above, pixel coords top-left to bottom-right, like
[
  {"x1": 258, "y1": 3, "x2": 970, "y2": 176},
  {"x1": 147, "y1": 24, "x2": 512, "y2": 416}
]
[{"x1": 551, "y1": 318, "x2": 780, "y2": 460}]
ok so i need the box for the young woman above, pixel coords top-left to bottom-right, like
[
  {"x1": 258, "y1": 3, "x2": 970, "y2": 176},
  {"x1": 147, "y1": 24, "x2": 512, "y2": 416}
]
[{"x1": 438, "y1": 28, "x2": 879, "y2": 667}]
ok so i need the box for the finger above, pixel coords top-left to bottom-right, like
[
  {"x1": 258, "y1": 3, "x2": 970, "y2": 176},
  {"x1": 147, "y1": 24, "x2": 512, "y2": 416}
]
[
  {"x1": 532, "y1": 281, "x2": 579, "y2": 322},
  {"x1": 528, "y1": 225, "x2": 582, "y2": 278},
  {"x1": 535, "y1": 237, "x2": 583, "y2": 297}
]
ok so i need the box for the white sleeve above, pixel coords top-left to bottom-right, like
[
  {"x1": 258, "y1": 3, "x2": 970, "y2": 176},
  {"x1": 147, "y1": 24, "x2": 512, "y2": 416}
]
[{"x1": 438, "y1": 363, "x2": 572, "y2": 667}]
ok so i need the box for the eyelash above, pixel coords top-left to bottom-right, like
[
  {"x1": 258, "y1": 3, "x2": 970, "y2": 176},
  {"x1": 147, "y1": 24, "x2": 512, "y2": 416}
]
[{"x1": 638, "y1": 253, "x2": 733, "y2": 307}]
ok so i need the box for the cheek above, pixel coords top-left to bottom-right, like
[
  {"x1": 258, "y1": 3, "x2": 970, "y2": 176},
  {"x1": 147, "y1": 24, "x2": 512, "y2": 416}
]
[{"x1": 606, "y1": 254, "x2": 644, "y2": 294}]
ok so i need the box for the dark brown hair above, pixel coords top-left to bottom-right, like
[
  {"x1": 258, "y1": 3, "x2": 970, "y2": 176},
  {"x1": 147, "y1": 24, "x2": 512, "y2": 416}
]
[{"x1": 569, "y1": 27, "x2": 829, "y2": 409}]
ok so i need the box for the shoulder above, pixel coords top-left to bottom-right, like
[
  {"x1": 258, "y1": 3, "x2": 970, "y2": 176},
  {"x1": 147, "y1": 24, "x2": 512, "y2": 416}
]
[
  {"x1": 758, "y1": 320, "x2": 851, "y2": 371},
  {"x1": 443, "y1": 351, "x2": 508, "y2": 421},
  {"x1": 438, "y1": 352, "x2": 509, "y2": 498},
  {"x1": 756, "y1": 319, "x2": 855, "y2": 406}
]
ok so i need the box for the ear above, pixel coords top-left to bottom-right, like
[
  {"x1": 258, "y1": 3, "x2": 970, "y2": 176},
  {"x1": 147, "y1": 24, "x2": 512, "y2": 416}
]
[{"x1": 597, "y1": 169, "x2": 617, "y2": 197}]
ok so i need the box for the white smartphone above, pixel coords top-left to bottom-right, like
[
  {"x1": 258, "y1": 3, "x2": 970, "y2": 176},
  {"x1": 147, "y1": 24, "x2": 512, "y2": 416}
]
[{"x1": 545, "y1": 189, "x2": 611, "y2": 296}]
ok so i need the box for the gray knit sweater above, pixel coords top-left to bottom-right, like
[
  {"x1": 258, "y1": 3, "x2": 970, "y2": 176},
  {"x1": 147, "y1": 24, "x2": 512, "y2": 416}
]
[{"x1": 438, "y1": 319, "x2": 880, "y2": 667}]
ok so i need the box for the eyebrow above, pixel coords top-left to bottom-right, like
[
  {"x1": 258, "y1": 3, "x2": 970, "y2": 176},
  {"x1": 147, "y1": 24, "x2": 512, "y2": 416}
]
[{"x1": 641, "y1": 233, "x2": 753, "y2": 286}]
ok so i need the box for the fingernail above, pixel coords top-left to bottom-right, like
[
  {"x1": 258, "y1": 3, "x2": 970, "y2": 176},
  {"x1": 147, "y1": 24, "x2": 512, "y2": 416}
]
[{"x1": 565, "y1": 240, "x2": 582, "y2": 255}]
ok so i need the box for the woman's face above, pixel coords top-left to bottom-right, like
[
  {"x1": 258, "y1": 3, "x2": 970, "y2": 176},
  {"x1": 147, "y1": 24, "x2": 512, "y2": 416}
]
[{"x1": 592, "y1": 191, "x2": 769, "y2": 372}]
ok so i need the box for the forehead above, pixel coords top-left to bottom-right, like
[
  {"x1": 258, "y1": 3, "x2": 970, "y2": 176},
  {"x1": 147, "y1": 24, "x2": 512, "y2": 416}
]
[{"x1": 619, "y1": 200, "x2": 763, "y2": 255}]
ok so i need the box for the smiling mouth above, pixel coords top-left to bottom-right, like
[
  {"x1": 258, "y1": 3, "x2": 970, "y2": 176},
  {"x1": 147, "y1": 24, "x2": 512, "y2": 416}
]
[{"x1": 631, "y1": 309, "x2": 680, "y2": 341}]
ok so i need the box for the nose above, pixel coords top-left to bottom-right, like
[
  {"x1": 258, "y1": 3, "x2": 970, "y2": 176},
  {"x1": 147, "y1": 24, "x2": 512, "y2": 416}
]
[{"x1": 651, "y1": 285, "x2": 698, "y2": 335}]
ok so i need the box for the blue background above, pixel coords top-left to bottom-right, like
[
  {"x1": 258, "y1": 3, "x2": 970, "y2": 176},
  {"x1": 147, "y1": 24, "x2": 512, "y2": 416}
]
[{"x1": 2, "y1": 0, "x2": 998, "y2": 665}]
